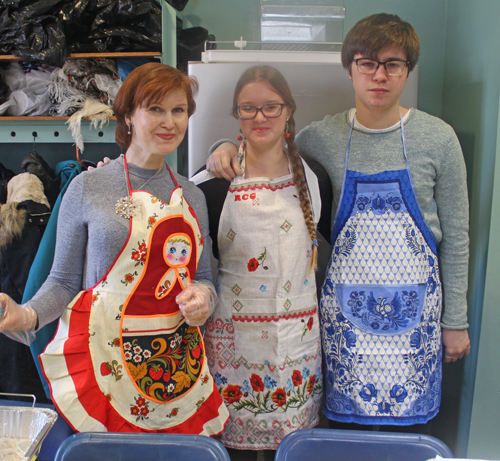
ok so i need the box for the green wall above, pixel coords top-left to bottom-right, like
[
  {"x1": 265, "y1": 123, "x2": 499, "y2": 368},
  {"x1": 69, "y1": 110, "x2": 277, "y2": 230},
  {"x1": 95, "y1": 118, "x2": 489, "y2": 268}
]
[{"x1": 441, "y1": 1, "x2": 500, "y2": 458}]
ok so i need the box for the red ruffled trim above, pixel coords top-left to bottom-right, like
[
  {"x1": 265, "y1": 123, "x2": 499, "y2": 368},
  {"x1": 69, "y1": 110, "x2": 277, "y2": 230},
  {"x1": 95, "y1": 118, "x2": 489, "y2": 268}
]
[{"x1": 47, "y1": 290, "x2": 227, "y2": 434}]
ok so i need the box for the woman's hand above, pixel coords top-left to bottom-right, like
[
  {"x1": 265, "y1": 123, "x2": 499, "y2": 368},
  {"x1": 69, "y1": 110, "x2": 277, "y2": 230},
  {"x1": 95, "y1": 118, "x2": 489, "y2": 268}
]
[
  {"x1": 206, "y1": 143, "x2": 242, "y2": 180},
  {"x1": 176, "y1": 282, "x2": 217, "y2": 326},
  {"x1": 0, "y1": 293, "x2": 38, "y2": 345},
  {"x1": 87, "y1": 157, "x2": 111, "y2": 171}
]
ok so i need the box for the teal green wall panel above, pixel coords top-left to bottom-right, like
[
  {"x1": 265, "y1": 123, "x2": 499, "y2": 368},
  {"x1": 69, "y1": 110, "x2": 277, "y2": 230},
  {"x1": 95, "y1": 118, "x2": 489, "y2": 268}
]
[
  {"x1": 466, "y1": 96, "x2": 500, "y2": 459},
  {"x1": 440, "y1": 1, "x2": 500, "y2": 457}
]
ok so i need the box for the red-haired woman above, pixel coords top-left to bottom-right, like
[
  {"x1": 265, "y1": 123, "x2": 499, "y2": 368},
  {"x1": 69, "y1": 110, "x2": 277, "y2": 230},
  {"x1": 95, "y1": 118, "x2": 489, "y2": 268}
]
[{"x1": 0, "y1": 62, "x2": 229, "y2": 434}]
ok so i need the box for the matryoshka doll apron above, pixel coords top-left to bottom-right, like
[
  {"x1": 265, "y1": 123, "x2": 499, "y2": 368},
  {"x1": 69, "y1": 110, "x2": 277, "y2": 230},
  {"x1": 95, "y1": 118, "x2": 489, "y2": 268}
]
[
  {"x1": 204, "y1": 150, "x2": 323, "y2": 450},
  {"x1": 320, "y1": 114, "x2": 442, "y2": 425},
  {"x1": 41, "y1": 159, "x2": 229, "y2": 434}
]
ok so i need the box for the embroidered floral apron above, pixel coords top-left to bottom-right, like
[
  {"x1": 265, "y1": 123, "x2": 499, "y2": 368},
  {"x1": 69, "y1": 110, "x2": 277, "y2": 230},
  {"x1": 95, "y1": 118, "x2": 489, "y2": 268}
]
[
  {"x1": 41, "y1": 161, "x2": 228, "y2": 434},
  {"x1": 320, "y1": 116, "x2": 442, "y2": 425},
  {"x1": 204, "y1": 153, "x2": 323, "y2": 450}
]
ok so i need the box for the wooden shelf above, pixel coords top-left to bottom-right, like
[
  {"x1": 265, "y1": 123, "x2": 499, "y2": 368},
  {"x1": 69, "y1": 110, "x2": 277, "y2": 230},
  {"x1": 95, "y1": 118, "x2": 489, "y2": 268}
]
[{"x1": 0, "y1": 52, "x2": 162, "y2": 62}]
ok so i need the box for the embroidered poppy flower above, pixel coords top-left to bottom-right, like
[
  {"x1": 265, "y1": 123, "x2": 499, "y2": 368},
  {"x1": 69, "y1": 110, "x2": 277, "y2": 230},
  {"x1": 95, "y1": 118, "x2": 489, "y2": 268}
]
[
  {"x1": 131, "y1": 251, "x2": 141, "y2": 261},
  {"x1": 139, "y1": 243, "x2": 147, "y2": 252},
  {"x1": 307, "y1": 375, "x2": 316, "y2": 395},
  {"x1": 140, "y1": 406, "x2": 149, "y2": 416},
  {"x1": 271, "y1": 388, "x2": 287, "y2": 407},
  {"x1": 250, "y1": 373, "x2": 264, "y2": 392},
  {"x1": 307, "y1": 317, "x2": 314, "y2": 331},
  {"x1": 223, "y1": 385, "x2": 243, "y2": 404},
  {"x1": 136, "y1": 397, "x2": 146, "y2": 407},
  {"x1": 141, "y1": 253, "x2": 147, "y2": 262},
  {"x1": 100, "y1": 362, "x2": 112, "y2": 376},
  {"x1": 247, "y1": 258, "x2": 259, "y2": 272},
  {"x1": 130, "y1": 406, "x2": 139, "y2": 416},
  {"x1": 291, "y1": 370, "x2": 302, "y2": 386}
]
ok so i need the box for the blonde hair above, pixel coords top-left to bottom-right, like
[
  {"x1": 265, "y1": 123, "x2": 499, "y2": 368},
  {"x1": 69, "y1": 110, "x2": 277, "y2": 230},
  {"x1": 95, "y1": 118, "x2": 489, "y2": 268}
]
[
  {"x1": 233, "y1": 66, "x2": 318, "y2": 272},
  {"x1": 168, "y1": 236, "x2": 191, "y2": 246}
]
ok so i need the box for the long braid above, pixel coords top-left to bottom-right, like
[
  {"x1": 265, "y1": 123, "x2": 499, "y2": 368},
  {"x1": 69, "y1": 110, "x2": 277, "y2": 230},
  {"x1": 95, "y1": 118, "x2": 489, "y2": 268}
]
[
  {"x1": 232, "y1": 65, "x2": 319, "y2": 272},
  {"x1": 285, "y1": 116, "x2": 318, "y2": 273}
]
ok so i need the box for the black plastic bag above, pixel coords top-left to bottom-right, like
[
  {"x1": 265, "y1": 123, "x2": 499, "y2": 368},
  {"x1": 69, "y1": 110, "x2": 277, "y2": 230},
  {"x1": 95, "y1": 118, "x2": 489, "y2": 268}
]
[{"x1": 0, "y1": 0, "x2": 162, "y2": 65}]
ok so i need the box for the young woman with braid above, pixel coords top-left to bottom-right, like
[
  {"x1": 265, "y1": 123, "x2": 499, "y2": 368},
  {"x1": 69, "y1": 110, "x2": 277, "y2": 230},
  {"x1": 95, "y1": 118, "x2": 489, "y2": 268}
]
[{"x1": 192, "y1": 65, "x2": 332, "y2": 460}]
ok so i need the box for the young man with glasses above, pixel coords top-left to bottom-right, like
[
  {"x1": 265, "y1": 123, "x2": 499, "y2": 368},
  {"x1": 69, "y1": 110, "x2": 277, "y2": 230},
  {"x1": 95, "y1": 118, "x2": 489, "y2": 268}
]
[{"x1": 206, "y1": 13, "x2": 470, "y2": 432}]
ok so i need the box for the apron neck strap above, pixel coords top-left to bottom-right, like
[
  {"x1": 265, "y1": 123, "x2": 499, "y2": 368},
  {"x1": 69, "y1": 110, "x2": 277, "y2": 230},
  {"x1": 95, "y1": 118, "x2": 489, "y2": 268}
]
[{"x1": 344, "y1": 108, "x2": 410, "y2": 175}]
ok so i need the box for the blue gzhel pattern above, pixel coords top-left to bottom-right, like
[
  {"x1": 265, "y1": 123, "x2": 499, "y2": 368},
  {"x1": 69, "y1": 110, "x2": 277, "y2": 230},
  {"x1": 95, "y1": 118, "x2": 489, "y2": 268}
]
[{"x1": 321, "y1": 167, "x2": 442, "y2": 425}]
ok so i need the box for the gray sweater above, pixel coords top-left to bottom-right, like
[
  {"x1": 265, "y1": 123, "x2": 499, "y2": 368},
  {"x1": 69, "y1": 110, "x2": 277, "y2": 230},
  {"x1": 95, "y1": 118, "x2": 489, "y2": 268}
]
[
  {"x1": 30, "y1": 155, "x2": 213, "y2": 328},
  {"x1": 296, "y1": 109, "x2": 469, "y2": 329}
]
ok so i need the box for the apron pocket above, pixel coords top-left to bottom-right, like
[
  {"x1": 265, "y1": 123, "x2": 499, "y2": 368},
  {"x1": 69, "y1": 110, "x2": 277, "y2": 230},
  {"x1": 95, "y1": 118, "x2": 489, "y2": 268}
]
[{"x1": 336, "y1": 283, "x2": 426, "y2": 335}]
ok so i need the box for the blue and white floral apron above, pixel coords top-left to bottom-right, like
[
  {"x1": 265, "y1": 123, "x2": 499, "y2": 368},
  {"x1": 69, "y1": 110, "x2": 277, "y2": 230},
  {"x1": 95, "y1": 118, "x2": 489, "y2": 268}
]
[{"x1": 320, "y1": 115, "x2": 443, "y2": 425}]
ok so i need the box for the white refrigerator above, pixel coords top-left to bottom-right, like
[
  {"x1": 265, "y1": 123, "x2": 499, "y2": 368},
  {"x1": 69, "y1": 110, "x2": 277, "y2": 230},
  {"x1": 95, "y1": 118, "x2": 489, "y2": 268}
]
[{"x1": 186, "y1": 50, "x2": 418, "y2": 177}]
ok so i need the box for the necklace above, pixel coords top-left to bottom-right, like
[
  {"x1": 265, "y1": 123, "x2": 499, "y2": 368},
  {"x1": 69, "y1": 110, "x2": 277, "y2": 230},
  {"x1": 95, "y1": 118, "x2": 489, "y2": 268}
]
[{"x1": 115, "y1": 160, "x2": 163, "y2": 219}]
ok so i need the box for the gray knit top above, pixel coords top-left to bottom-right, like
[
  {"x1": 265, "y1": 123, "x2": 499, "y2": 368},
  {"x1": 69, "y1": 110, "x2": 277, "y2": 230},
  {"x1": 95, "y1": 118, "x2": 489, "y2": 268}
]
[
  {"x1": 30, "y1": 155, "x2": 213, "y2": 328},
  {"x1": 295, "y1": 109, "x2": 469, "y2": 329}
]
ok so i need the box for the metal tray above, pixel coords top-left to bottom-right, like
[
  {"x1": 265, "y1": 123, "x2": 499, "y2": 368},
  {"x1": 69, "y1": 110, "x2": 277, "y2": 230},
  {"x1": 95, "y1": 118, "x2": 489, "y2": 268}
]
[{"x1": 0, "y1": 405, "x2": 58, "y2": 461}]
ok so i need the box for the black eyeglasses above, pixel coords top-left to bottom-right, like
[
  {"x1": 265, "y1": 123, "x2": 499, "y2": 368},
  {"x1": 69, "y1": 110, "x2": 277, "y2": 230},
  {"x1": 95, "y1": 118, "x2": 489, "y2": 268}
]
[
  {"x1": 353, "y1": 58, "x2": 409, "y2": 76},
  {"x1": 236, "y1": 103, "x2": 286, "y2": 120}
]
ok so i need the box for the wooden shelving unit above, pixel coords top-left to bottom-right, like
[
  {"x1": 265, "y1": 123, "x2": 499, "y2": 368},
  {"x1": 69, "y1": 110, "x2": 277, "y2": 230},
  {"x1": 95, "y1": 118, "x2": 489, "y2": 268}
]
[{"x1": 0, "y1": 0, "x2": 178, "y2": 145}]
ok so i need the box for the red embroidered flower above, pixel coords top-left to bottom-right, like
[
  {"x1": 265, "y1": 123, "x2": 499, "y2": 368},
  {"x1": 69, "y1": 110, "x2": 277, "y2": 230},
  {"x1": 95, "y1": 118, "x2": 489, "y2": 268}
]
[
  {"x1": 307, "y1": 317, "x2": 314, "y2": 331},
  {"x1": 139, "y1": 243, "x2": 147, "y2": 252},
  {"x1": 307, "y1": 375, "x2": 316, "y2": 395},
  {"x1": 223, "y1": 385, "x2": 243, "y2": 404},
  {"x1": 250, "y1": 373, "x2": 264, "y2": 392},
  {"x1": 130, "y1": 406, "x2": 139, "y2": 416},
  {"x1": 247, "y1": 258, "x2": 259, "y2": 272},
  {"x1": 100, "y1": 362, "x2": 112, "y2": 376},
  {"x1": 136, "y1": 397, "x2": 146, "y2": 407},
  {"x1": 131, "y1": 251, "x2": 141, "y2": 261},
  {"x1": 271, "y1": 388, "x2": 287, "y2": 407},
  {"x1": 141, "y1": 253, "x2": 147, "y2": 262},
  {"x1": 140, "y1": 406, "x2": 149, "y2": 417},
  {"x1": 291, "y1": 370, "x2": 302, "y2": 386}
]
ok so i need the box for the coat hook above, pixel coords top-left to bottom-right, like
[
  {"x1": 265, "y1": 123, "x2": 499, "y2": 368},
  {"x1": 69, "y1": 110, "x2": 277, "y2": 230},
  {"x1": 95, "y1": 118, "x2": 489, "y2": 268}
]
[{"x1": 32, "y1": 132, "x2": 38, "y2": 153}]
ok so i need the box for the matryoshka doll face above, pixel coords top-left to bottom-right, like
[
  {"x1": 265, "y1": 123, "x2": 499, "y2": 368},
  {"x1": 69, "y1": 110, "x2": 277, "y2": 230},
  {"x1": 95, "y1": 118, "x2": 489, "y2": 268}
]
[{"x1": 166, "y1": 238, "x2": 191, "y2": 267}]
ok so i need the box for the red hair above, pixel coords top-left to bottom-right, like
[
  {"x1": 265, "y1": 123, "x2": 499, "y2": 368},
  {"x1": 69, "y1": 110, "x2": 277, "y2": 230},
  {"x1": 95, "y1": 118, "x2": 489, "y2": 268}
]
[{"x1": 114, "y1": 62, "x2": 198, "y2": 148}]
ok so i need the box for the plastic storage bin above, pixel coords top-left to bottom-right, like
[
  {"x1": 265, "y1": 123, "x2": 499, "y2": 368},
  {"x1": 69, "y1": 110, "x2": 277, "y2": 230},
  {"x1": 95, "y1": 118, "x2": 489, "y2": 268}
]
[
  {"x1": 0, "y1": 403, "x2": 57, "y2": 461},
  {"x1": 54, "y1": 432, "x2": 230, "y2": 461},
  {"x1": 275, "y1": 428, "x2": 454, "y2": 461}
]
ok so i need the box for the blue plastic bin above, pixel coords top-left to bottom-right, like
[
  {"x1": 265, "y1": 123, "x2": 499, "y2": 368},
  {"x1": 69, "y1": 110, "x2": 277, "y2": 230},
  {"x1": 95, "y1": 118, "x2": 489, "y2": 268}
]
[
  {"x1": 275, "y1": 428, "x2": 454, "y2": 461},
  {"x1": 54, "y1": 432, "x2": 230, "y2": 461},
  {"x1": 0, "y1": 398, "x2": 74, "y2": 461}
]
